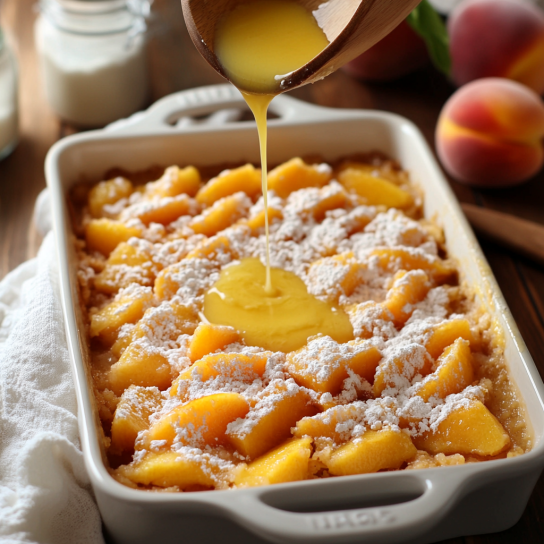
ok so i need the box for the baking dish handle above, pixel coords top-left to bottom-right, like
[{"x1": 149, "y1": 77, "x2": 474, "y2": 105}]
[
  {"x1": 104, "y1": 84, "x2": 346, "y2": 135},
  {"x1": 216, "y1": 470, "x2": 462, "y2": 544}
]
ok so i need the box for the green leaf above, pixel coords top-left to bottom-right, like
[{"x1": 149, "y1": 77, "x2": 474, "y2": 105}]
[{"x1": 407, "y1": 0, "x2": 451, "y2": 77}]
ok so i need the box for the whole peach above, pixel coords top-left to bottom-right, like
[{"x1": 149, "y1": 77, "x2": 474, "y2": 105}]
[
  {"x1": 342, "y1": 21, "x2": 428, "y2": 81},
  {"x1": 449, "y1": 0, "x2": 544, "y2": 94},
  {"x1": 436, "y1": 78, "x2": 544, "y2": 186}
]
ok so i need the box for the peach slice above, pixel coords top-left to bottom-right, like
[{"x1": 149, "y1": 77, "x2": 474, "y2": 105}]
[
  {"x1": 85, "y1": 218, "x2": 142, "y2": 256},
  {"x1": 196, "y1": 164, "x2": 261, "y2": 206},
  {"x1": 414, "y1": 400, "x2": 511, "y2": 456},
  {"x1": 227, "y1": 383, "x2": 318, "y2": 459},
  {"x1": 111, "y1": 385, "x2": 162, "y2": 452},
  {"x1": 145, "y1": 393, "x2": 249, "y2": 448},
  {"x1": 234, "y1": 438, "x2": 313, "y2": 487},
  {"x1": 188, "y1": 322, "x2": 241, "y2": 363},
  {"x1": 414, "y1": 338, "x2": 474, "y2": 402},
  {"x1": 326, "y1": 430, "x2": 416, "y2": 476},
  {"x1": 267, "y1": 158, "x2": 332, "y2": 198}
]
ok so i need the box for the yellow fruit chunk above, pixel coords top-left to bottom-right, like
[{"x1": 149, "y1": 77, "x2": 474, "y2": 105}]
[
  {"x1": 338, "y1": 168, "x2": 414, "y2": 209},
  {"x1": 188, "y1": 323, "x2": 241, "y2": 363},
  {"x1": 227, "y1": 383, "x2": 318, "y2": 460},
  {"x1": 287, "y1": 337, "x2": 381, "y2": 395},
  {"x1": 88, "y1": 177, "x2": 133, "y2": 218},
  {"x1": 371, "y1": 248, "x2": 456, "y2": 284},
  {"x1": 308, "y1": 252, "x2": 365, "y2": 299},
  {"x1": 196, "y1": 164, "x2": 261, "y2": 206},
  {"x1": 426, "y1": 318, "x2": 472, "y2": 359},
  {"x1": 108, "y1": 341, "x2": 173, "y2": 395},
  {"x1": 146, "y1": 393, "x2": 249, "y2": 448},
  {"x1": 94, "y1": 242, "x2": 160, "y2": 294},
  {"x1": 373, "y1": 344, "x2": 433, "y2": 397},
  {"x1": 268, "y1": 158, "x2": 332, "y2": 198},
  {"x1": 413, "y1": 400, "x2": 511, "y2": 456},
  {"x1": 111, "y1": 385, "x2": 162, "y2": 452},
  {"x1": 145, "y1": 166, "x2": 201, "y2": 198},
  {"x1": 90, "y1": 286, "x2": 154, "y2": 347},
  {"x1": 293, "y1": 403, "x2": 363, "y2": 443},
  {"x1": 191, "y1": 193, "x2": 250, "y2": 236},
  {"x1": 246, "y1": 207, "x2": 283, "y2": 232},
  {"x1": 235, "y1": 438, "x2": 312, "y2": 488},
  {"x1": 300, "y1": 184, "x2": 349, "y2": 221},
  {"x1": 170, "y1": 353, "x2": 268, "y2": 398},
  {"x1": 383, "y1": 270, "x2": 431, "y2": 326},
  {"x1": 136, "y1": 195, "x2": 194, "y2": 226},
  {"x1": 115, "y1": 451, "x2": 216, "y2": 489},
  {"x1": 184, "y1": 235, "x2": 233, "y2": 261},
  {"x1": 326, "y1": 430, "x2": 417, "y2": 475},
  {"x1": 415, "y1": 338, "x2": 474, "y2": 402},
  {"x1": 85, "y1": 218, "x2": 142, "y2": 256},
  {"x1": 111, "y1": 302, "x2": 197, "y2": 358}
]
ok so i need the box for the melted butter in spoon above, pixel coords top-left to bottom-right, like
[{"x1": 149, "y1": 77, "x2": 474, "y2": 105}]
[
  {"x1": 214, "y1": 0, "x2": 330, "y2": 94},
  {"x1": 204, "y1": 258, "x2": 354, "y2": 353}
]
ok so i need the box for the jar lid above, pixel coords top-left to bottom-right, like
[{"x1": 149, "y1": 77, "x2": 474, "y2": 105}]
[{"x1": 38, "y1": 0, "x2": 152, "y2": 35}]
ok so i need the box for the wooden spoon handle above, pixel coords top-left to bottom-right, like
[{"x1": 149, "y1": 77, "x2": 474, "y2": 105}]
[{"x1": 461, "y1": 203, "x2": 544, "y2": 266}]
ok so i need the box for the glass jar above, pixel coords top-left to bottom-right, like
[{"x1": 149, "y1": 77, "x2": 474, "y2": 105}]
[
  {"x1": 0, "y1": 28, "x2": 19, "y2": 160},
  {"x1": 35, "y1": 0, "x2": 151, "y2": 127}
]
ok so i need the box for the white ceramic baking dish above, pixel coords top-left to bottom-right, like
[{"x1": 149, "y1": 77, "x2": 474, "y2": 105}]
[{"x1": 45, "y1": 84, "x2": 544, "y2": 544}]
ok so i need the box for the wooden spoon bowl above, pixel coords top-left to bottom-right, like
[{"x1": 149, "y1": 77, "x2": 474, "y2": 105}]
[{"x1": 181, "y1": 0, "x2": 423, "y2": 93}]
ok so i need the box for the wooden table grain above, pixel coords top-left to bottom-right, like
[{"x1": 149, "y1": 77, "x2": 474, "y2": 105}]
[{"x1": 1, "y1": 0, "x2": 543, "y2": 542}]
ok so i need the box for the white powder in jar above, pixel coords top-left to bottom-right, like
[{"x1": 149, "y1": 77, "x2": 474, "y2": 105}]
[{"x1": 34, "y1": 11, "x2": 149, "y2": 127}]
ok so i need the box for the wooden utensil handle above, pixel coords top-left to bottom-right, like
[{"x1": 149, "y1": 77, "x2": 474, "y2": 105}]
[{"x1": 461, "y1": 203, "x2": 544, "y2": 266}]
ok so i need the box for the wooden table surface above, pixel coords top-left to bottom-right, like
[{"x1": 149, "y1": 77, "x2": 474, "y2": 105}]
[{"x1": 1, "y1": 0, "x2": 544, "y2": 542}]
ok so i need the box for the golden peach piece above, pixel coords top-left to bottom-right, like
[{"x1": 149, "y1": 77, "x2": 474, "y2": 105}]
[
  {"x1": 108, "y1": 342, "x2": 173, "y2": 395},
  {"x1": 414, "y1": 338, "x2": 474, "y2": 402},
  {"x1": 146, "y1": 393, "x2": 249, "y2": 448},
  {"x1": 135, "y1": 195, "x2": 195, "y2": 226},
  {"x1": 338, "y1": 168, "x2": 413, "y2": 209},
  {"x1": 190, "y1": 193, "x2": 250, "y2": 236},
  {"x1": 111, "y1": 385, "x2": 162, "y2": 452},
  {"x1": 414, "y1": 400, "x2": 511, "y2": 456},
  {"x1": 85, "y1": 218, "x2": 142, "y2": 256},
  {"x1": 267, "y1": 158, "x2": 332, "y2": 198},
  {"x1": 371, "y1": 247, "x2": 456, "y2": 284},
  {"x1": 145, "y1": 166, "x2": 201, "y2": 199},
  {"x1": 235, "y1": 438, "x2": 313, "y2": 487},
  {"x1": 245, "y1": 207, "x2": 283, "y2": 232},
  {"x1": 373, "y1": 344, "x2": 433, "y2": 397},
  {"x1": 94, "y1": 241, "x2": 160, "y2": 294},
  {"x1": 426, "y1": 318, "x2": 472, "y2": 360},
  {"x1": 383, "y1": 269, "x2": 431, "y2": 326},
  {"x1": 170, "y1": 352, "x2": 268, "y2": 398},
  {"x1": 326, "y1": 429, "x2": 416, "y2": 475},
  {"x1": 188, "y1": 322, "x2": 241, "y2": 363},
  {"x1": 116, "y1": 451, "x2": 216, "y2": 489},
  {"x1": 227, "y1": 383, "x2": 318, "y2": 460},
  {"x1": 287, "y1": 339, "x2": 381, "y2": 395},
  {"x1": 88, "y1": 177, "x2": 133, "y2": 218},
  {"x1": 196, "y1": 164, "x2": 261, "y2": 206},
  {"x1": 308, "y1": 252, "x2": 365, "y2": 299},
  {"x1": 89, "y1": 286, "x2": 154, "y2": 347}
]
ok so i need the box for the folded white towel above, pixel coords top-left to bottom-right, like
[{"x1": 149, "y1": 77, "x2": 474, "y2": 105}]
[{"x1": 0, "y1": 190, "x2": 104, "y2": 544}]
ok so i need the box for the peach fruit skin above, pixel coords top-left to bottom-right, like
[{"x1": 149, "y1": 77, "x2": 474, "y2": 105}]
[
  {"x1": 449, "y1": 0, "x2": 544, "y2": 94},
  {"x1": 436, "y1": 78, "x2": 544, "y2": 187},
  {"x1": 342, "y1": 20, "x2": 428, "y2": 82}
]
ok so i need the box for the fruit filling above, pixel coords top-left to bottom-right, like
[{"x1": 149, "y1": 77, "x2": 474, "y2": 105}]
[{"x1": 72, "y1": 155, "x2": 530, "y2": 491}]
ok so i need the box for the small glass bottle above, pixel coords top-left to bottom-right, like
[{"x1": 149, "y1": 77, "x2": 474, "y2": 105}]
[
  {"x1": 35, "y1": 0, "x2": 151, "y2": 127},
  {"x1": 0, "y1": 26, "x2": 19, "y2": 160}
]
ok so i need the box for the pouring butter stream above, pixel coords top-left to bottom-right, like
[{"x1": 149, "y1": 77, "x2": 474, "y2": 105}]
[{"x1": 203, "y1": 0, "x2": 354, "y2": 351}]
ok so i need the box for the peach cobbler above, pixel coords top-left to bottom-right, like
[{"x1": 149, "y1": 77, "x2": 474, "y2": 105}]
[{"x1": 71, "y1": 155, "x2": 530, "y2": 491}]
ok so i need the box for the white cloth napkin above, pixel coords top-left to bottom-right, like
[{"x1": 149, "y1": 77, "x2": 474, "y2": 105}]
[{"x1": 0, "y1": 189, "x2": 104, "y2": 544}]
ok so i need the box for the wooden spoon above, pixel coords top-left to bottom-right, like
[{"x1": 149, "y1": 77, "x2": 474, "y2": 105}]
[
  {"x1": 181, "y1": 0, "x2": 423, "y2": 92},
  {"x1": 462, "y1": 203, "x2": 544, "y2": 267}
]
